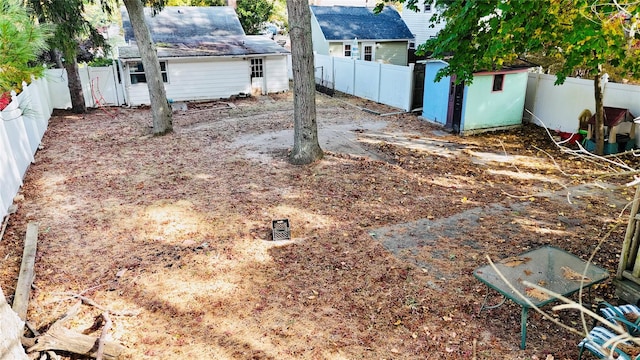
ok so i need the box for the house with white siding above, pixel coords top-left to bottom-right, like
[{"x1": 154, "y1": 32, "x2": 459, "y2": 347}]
[
  {"x1": 309, "y1": 0, "x2": 371, "y2": 5},
  {"x1": 118, "y1": 6, "x2": 289, "y2": 106},
  {"x1": 401, "y1": 1, "x2": 446, "y2": 48},
  {"x1": 310, "y1": 5, "x2": 414, "y2": 66}
]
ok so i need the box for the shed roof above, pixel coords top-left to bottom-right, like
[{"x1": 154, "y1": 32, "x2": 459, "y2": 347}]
[
  {"x1": 310, "y1": 5, "x2": 414, "y2": 41},
  {"x1": 119, "y1": 6, "x2": 288, "y2": 58},
  {"x1": 121, "y1": 6, "x2": 245, "y2": 43},
  {"x1": 119, "y1": 36, "x2": 289, "y2": 59}
]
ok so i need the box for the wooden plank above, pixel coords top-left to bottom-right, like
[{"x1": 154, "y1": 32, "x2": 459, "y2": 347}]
[
  {"x1": 614, "y1": 278, "x2": 640, "y2": 306},
  {"x1": 622, "y1": 270, "x2": 640, "y2": 286},
  {"x1": 619, "y1": 185, "x2": 640, "y2": 278},
  {"x1": 629, "y1": 220, "x2": 640, "y2": 269},
  {"x1": 12, "y1": 222, "x2": 38, "y2": 321}
]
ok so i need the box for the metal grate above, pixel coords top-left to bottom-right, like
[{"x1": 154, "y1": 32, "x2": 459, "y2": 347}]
[{"x1": 271, "y1": 219, "x2": 290, "y2": 241}]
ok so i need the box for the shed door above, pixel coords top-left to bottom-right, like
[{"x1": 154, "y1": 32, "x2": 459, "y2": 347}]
[
  {"x1": 446, "y1": 76, "x2": 464, "y2": 134},
  {"x1": 250, "y1": 58, "x2": 266, "y2": 95},
  {"x1": 411, "y1": 63, "x2": 425, "y2": 110}
]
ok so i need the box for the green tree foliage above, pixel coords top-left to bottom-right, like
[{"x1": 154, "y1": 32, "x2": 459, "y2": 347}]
[
  {"x1": 236, "y1": 0, "x2": 274, "y2": 35},
  {"x1": 28, "y1": 0, "x2": 114, "y2": 112},
  {"x1": 392, "y1": 0, "x2": 639, "y2": 155},
  {"x1": 28, "y1": 0, "x2": 110, "y2": 61},
  {"x1": 270, "y1": 0, "x2": 288, "y2": 31},
  {"x1": 0, "y1": 0, "x2": 50, "y2": 94}
]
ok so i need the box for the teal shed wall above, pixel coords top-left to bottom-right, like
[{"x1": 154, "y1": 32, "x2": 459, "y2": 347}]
[
  {"x1": 461, "y1": 71, "x2": 528, "y2": 131},
  {"x1": 422, "y1": 61, "x2": 449, "y2": 125}
]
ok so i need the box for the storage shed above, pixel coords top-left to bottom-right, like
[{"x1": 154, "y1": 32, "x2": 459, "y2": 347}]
[
  {"x1": 421, "y1": 60, "x2": 530, "y2": 135},
  {"x1": 118, "y1": 6, "x2": 290, "y2": 106}
]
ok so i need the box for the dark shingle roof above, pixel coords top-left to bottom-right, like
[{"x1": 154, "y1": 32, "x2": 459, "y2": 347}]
[
  {"x1": 119, "y1": 6, "x2": 288, "y2": 58},
  {"x1": 119, "y1": 35, "x2": 289, "y2": 59},
  {"x1": 310, "y1": 5, "x2": 413, "y2": 41},
  {"x1": 121, "y1": 6, "x2": 245, "y2": 43}
]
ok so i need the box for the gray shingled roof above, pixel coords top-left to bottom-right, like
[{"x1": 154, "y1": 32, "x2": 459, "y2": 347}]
[
  {"x1": 119, "y1": 35, "x2": 289, "y2": 59},
  {"x1": 119, "y1": 6, "x2": 288, "y2": 58},
  {"x1": 121, "y1": 6, "x2": 245, "y2": 42},
  {"x1": 310, "y1": 5, "x2": 414, "y2": 41}
]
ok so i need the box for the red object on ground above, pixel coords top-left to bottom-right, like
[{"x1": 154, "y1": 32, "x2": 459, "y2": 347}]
[
  {"x1": 557, "y1": 131, "x2": 583, "y2": 144},
  {"x1": 0, "y1": 92, "x2": 11, "y2": 111}
]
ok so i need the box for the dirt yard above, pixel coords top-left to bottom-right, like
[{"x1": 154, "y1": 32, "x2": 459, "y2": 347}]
[{"x1": 1, "y1": 91, "x2": 637, "y2": 359}]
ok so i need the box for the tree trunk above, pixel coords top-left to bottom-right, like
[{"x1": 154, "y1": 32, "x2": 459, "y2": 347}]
[
  {"x1": 122, "y1": 0, "x2": 173, "y2": 135},
  {"x1": 593, "y1": 67, "x2": 605, "y2": 156},
  {"x1": 50, "y1": 49, "x2": 63, "y2": 69},
  {"x1": 64, "y1": 56, "x2": 86, "y2": 114},
  {"x1": 286, "y1": 0, "x2": 323, "y2": 165}
]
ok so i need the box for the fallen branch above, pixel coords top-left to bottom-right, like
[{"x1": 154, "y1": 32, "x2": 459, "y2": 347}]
[
  {"x1": 60, "y1": 293, "x2": 139, "y2": 317},
  {"x1": 24, "y1": 301, "x2": 125, "y2": 360},
  {"x1": 95, "y1": 312, "x2": 111, "y2": 360}
]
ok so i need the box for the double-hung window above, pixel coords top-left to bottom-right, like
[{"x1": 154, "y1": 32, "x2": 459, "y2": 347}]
[{"x1": 344, "y1": 44, "x2": 352, "y2": 57}]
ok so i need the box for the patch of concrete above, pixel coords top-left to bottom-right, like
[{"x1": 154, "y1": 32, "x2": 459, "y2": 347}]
[{"x1": 370, "y1": 203, "x2": 509, "y2": 254}]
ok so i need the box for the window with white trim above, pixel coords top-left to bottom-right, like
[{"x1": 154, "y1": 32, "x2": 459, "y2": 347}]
[
  {"x1": 130, "y1": 61, "x2": 167, "y2": 84},
  {"x1": 344, "y1": 44, "x2": 352, "y2": 57},
  {"x1": 363, "y1": 45, "x2": 373, "y2": 61},
  {"x1": 423, "y1": 3, "x2": 432, "y2": 12}
]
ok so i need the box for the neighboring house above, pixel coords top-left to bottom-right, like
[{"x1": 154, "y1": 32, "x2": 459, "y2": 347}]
[
  {"x1": 422, "y1": 60, "x2": 530, "y2": 135},
  {"x1": 310, "y1": 0, "x2": 372, "y2": 5},
  {"x1": 118, "y1": 6, "x2": 289, "y2": 106},
  {"x1": 310, "y1": 5, "x2": 414, "y2": 66},
  {"x1": 401, "y1": 1, "x2": 446, "y2": 48}
]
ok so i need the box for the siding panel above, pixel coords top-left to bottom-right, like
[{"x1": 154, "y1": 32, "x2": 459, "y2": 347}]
[
  {"x1": 266, "y1": 57, "x2": 289, "y2": 93},
  {"x1": 125, "y1": 58, "x2": 252, "y2": 106}
]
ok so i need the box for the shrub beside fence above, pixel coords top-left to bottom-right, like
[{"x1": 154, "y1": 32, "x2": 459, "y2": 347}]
[{"x1": 0, "y1": 76, "x2": 55, "y2": 220}]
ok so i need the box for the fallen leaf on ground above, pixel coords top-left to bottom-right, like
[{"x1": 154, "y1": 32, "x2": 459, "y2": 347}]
[
  {"x1": 501, "y1": 256, "x2": 531, "y2": 267},
  {"x1": 561, "y1": 266, "x2": 591, "y2": 282},
  {"x1": 525, "y1": 287, "x2": 550, "y2": 301}
]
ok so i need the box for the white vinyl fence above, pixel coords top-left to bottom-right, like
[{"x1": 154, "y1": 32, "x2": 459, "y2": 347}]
[
  {"x1": 80, "y1": 64, "x2": 126, "y2": 107},
  {"x1": 314, "y1": 54, "x2": 415, "y2": 111},
  {"x1": 0, "y1": 76, "x2": 55, "y2": 220},
  {"x1": 525, "y1": 72, "x2": 640, "y2": 133}
]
